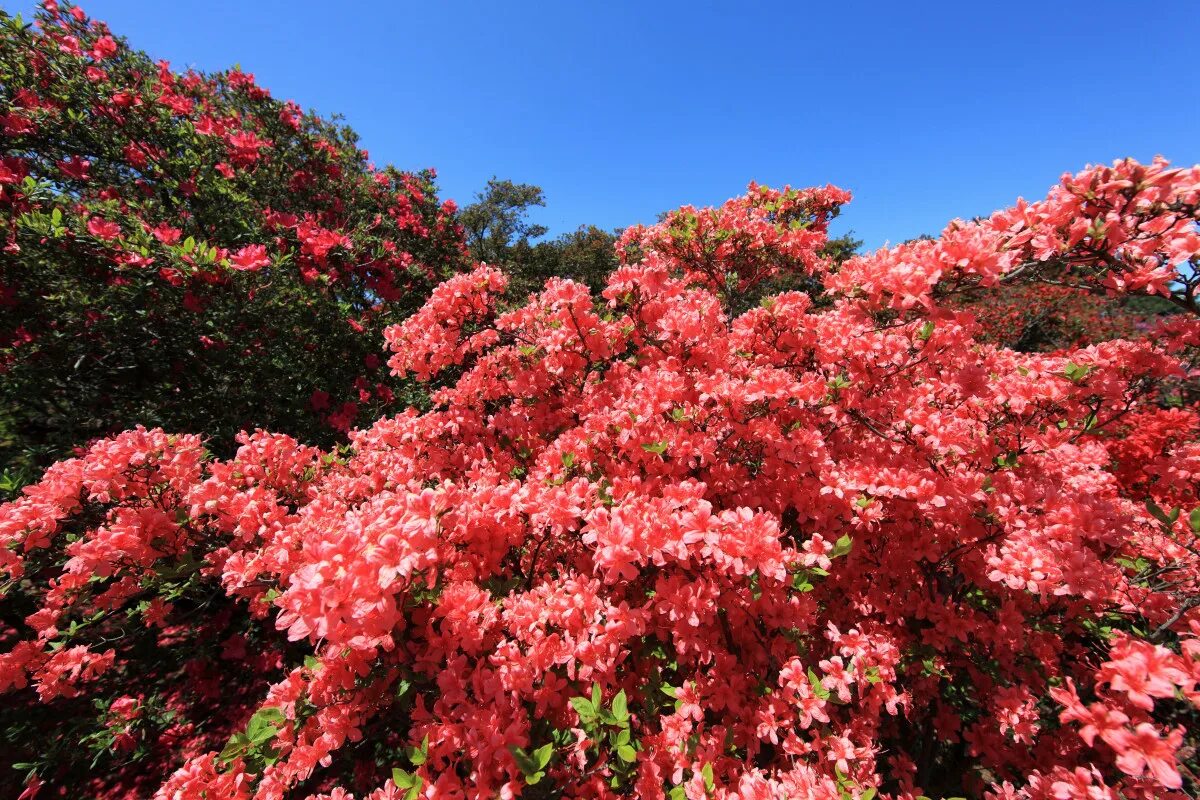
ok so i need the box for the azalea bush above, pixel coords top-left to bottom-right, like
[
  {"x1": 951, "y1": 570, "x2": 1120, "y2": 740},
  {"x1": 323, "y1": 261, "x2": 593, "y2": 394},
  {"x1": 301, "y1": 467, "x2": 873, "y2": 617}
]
[
  {"x1": 0, "y1": 2, "x2": 468, "y2": 479},
  {"x1": 2, "y1": 155, "x2": 1199, "y2": 800},
  {"x1": 946, "y1": 282, "x2": 1178, "y2": 353}
]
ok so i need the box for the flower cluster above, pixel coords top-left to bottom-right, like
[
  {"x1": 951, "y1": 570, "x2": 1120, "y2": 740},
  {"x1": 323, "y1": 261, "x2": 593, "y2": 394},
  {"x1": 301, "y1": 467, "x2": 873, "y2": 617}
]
[
  {"x1": 617, "y1": 182, "x2": 851, "y2": 296},
  {"x1": 827, "y1": 157, "x2": 1200, "y2": 313},
  {"x1": 3, "y1": 155, "x2": 1198, "y2": 798}
]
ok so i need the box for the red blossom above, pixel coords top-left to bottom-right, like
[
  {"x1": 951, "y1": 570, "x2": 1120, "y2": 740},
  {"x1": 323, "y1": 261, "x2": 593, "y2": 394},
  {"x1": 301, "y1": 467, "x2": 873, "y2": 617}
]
[
  {"x1": 227, "y1": 243, "x2": 271, "y2": 272},
  {"x1": 86, "y1": 216, "x2": 121, "y2": 240}
]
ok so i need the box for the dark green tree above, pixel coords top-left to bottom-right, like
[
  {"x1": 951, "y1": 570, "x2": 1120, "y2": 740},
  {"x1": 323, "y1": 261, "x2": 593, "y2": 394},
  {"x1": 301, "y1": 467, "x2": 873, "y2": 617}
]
[
  {"x1": 507, "y1": 225, "x2": 620, "y2": 299},
  {"x1": 0, "y1": 5, "x2": 468, "y2": 482},
  {"x1": 459, "y1": 180, "x2": 620, "y2": 300},
  {"x1": 459, "y1": 178, "x2": 548, "y2": 265}
]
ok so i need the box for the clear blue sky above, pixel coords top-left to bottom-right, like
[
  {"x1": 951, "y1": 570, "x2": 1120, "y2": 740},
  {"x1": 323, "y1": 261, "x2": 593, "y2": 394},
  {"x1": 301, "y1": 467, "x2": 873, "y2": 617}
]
[{"x1": 16, "y1": 0, "x2": 1200, "y2": 250}]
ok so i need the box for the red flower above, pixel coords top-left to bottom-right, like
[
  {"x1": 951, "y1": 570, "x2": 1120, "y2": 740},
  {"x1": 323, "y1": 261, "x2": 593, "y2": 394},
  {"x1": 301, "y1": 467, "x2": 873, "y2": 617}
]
[
  {"x1": 1111, "y1": 724, "x2": 1184, "y2": 789},
  {"x1": 225, "y1": 130, "x2": 270, "y2": 168},
  {"x1": 1, "y1": 112, "x2": 36, "y2": 137},
  {"x1": 90, "y1": 35, "x2": 117, "y2": 61},
  {"x1": 151, "y1": 223, "x2": 182, "y2": 245},
  {"x1": 86, "y1": 217, "x2": 121, "y2": 241},
  {"x1": 228, "y1": 244, "x2": 271, "y2": 272},
  {"x1": 308, "y1": 390, "x2": 330, "y2": 411},
  {"x1": 0, "y1": 157, "x2": 29, "y2": 185},
  {"x1": 57, "y1": 156, "x2": 90, "y2": 181}
]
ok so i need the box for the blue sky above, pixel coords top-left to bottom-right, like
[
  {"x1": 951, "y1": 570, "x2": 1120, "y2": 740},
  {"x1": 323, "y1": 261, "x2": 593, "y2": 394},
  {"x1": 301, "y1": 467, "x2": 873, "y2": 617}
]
[{"x1": 17, "y1": 0, "x2": 1200, "y2": 250}]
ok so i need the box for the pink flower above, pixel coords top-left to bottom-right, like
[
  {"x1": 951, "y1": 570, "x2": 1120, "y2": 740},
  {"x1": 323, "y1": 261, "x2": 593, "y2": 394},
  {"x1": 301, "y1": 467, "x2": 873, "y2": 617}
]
[
  {"x1": 1110, "y1": 723, "x2": 1183, "y2": 789},
  {"x1": 1097, "y1": 636, "x2": 1189, "y2": 712}
]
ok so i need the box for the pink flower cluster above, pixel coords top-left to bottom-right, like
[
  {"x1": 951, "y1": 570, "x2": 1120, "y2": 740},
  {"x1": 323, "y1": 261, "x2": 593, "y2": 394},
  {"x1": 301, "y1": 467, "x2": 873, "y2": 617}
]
[
  {"x1": 2, "y1": 158, "x2": 1200, "y2": 799},
  {"x1": 828, "y1": 157, "x2": 1200, "y2": 311}
]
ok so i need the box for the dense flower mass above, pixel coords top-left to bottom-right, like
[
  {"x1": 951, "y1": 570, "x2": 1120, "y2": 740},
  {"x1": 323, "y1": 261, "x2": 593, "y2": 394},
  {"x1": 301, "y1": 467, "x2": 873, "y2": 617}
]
[
  {"x1": 0, "y1": 2, "x2": 469, "y2": 476},
  {"x1": 2, "y1": 154, "x2": 1199, "y2": 799}
]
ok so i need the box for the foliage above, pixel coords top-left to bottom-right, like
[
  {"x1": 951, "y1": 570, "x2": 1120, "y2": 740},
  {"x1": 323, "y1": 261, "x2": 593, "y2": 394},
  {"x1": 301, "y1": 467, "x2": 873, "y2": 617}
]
[
  {"x1": 460, "y1": 178, "x2": 621, "y2": 300},
  {"x1": 459, "y1": 177, "x2": 548, "y2": 266},
  {"x1": 0, "y1": 2, "x2": 469, "y2": 480},
  {"x1": 951, "y1": 282, "x2": 1180, "y2": 352},
  {"x1": 726, "y1": 231, "x2": 863, "y2": 316},
  {"x1": 2, "y1": 156, "x2": 1200, "y2": 800},
  {"x1": 506, "y1": 224, "x2": 622, "y2": 300}
]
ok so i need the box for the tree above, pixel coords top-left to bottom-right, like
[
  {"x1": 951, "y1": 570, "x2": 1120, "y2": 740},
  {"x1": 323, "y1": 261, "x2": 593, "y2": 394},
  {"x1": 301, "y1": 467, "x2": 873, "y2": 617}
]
[
  {"x1": 0, "y1": 3, "x2": 469, "y2": 483},
  {"x1": 459, "y1": 178, "x2": 548, "y2": 265},
  {"x1": 459, "y1": 180, "x2": 622, "y2": 300},
  {"x1": 4, "y1": 157, "x2": 1199, "y2": 799},
  {"x1": 504, "y1": 224, "x2": 621, "y2": 299}
]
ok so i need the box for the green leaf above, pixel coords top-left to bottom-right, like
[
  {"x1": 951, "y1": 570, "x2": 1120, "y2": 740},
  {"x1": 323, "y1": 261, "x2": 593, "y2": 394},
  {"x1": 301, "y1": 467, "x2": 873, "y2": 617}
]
[
  {"x1": 534, "y1": 742, "x2": 554, "y2": 769},
  {"x1": 1147, "y1": 500, "x2": 1175, "y2": 526},
  {"x1": 917, "y1": 320, "x2": 934, "y2": 340},
  {"x1": 510, "y1": 745, "x2": 538, "y2": 776},
  {"x1": 702, "y1": 762, "x2": 715, "y2": 792},
  {"x1": 808, "y1": 667, "x2": 830, "y2": 700},
  {"x1": 245, "y1": 707, "x2": 285, "y2": 745},
  {"x1": 611, "y1": 689, "x2": 628, "y2": 721},
  {"x1": 660, "y1": 684, "x2": 678, "y2": 698},
  {"x1": 1063, "y1": 361, "x2": 1091, "y2": 383},
  {"x1": 616, "y1": 744, "x2": 637, "y2": 763},
  {"x1": 182, "y1": 236, "x2": 196, "y2": 254},
  {"x1": 219, "y1": 732, "x2": 250, "y2": 762},
  {"x1": 831, "y1": 534, "x2": 853, "y2": 558},
  {"x1": 561, "y1": 452, "x2": 575, "y2": 469},
  {"x1": 641, "y1": 441, "x2": 668, "y2": 455},
  {"x1": 569, "y1": 696, "x2": 596, "y2": 722},
  {"x1": 392, "y1": 767, "x2": 416, "y2": 788},
  {"x1": 407, "y1": 734, "x2": 429, "y2": 766},
  {"x1": 591, "y1": 682, "x2": 602, "y2": 708},
  {"x1": 1190, "y1": 507, "x2": 1200, "y2": 533}
]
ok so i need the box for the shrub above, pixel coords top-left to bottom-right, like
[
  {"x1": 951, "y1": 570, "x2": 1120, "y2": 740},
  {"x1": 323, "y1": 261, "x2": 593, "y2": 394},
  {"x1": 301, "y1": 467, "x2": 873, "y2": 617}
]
[
  {"x1": 2, "y1": 157, "x2": 1199, "y2": 799},
  {"x1": 0, "y1": 2, "x2": 469, "y2": 481}
]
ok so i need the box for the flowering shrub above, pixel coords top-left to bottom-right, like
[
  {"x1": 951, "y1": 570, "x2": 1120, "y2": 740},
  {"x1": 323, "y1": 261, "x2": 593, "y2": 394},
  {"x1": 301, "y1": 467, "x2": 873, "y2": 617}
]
[
  {"x1": 3, "y1": 153, "x2": 1200, "y2": 798},
  {"x1": 0, "y1": 3, "x2": 468, "y2": 478},
  {"x1": 949, "y1": 282, "x2": 1177, "y2": 352}
]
